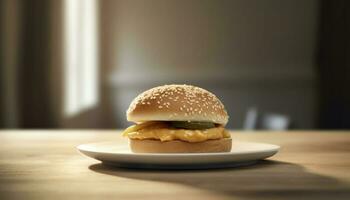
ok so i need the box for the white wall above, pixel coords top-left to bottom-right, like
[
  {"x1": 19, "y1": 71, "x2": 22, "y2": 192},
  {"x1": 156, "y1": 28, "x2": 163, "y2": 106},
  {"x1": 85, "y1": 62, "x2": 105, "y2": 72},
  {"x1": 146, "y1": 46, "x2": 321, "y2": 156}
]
[{"x1": 101, "y1": 0, "x2": 319, "y2": 129}]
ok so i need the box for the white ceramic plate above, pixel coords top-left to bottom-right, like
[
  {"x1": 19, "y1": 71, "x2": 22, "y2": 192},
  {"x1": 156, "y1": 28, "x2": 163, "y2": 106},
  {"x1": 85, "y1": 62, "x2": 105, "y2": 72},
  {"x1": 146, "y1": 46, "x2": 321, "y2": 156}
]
[{"x1": 78, "y1": 141, "x2": 280, "y2": 169}]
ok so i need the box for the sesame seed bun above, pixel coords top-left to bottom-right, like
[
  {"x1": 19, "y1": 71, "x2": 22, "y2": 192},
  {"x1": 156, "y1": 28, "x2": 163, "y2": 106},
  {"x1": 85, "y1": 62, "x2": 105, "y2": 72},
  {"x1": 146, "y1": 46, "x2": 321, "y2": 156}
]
[
  {"x1": 126, "y1": 84, "x2": 229, "y2": 125},
  {"x1": 130, "y1": 138, "x2": 232, "y2": 153}
]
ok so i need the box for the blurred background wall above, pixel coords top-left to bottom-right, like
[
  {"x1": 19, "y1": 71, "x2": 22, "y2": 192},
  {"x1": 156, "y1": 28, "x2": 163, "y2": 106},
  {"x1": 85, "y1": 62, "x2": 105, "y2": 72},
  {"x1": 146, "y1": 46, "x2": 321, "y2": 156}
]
[
  {"x1": 102, "y1": 0, "x2": 319, "y2": 129},
  {"x1": 0, "y1": 0, "x2": 349, "y2": 129}
]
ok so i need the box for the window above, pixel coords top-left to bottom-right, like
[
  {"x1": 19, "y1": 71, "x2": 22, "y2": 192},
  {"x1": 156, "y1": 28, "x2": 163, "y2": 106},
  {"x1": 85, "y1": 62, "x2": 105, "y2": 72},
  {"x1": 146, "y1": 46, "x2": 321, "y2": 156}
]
[{"x1": 64, "y1": 0, "x2": 99, "y2": 117}]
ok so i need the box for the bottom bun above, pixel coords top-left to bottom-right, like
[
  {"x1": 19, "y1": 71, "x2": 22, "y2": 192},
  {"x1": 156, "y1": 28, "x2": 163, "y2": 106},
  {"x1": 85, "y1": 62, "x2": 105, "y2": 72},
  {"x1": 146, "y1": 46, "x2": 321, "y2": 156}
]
[{"x1": 129, "y1": 138, "x2": 232, "y2": 153}]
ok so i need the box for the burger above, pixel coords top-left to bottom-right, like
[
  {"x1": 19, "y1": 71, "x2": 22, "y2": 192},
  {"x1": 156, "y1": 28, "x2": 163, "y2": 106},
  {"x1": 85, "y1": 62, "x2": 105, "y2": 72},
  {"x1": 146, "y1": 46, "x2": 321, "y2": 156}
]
[{"x1": 122, "y1": 84, "x2": 231, "y2": 153}]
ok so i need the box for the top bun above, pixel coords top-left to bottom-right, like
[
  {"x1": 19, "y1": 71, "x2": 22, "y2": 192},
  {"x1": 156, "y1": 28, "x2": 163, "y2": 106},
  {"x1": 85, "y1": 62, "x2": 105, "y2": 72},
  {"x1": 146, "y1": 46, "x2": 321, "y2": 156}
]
[{"x1": 126, "y1": 84, "x2": 229, "y2": 125}]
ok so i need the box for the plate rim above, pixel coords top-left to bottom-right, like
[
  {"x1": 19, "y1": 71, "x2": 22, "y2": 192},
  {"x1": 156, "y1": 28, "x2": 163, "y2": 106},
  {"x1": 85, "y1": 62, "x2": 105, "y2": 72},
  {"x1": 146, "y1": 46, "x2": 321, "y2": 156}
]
[{"x1": 77, "y1": 141, "x2": 280, "y2": 157}]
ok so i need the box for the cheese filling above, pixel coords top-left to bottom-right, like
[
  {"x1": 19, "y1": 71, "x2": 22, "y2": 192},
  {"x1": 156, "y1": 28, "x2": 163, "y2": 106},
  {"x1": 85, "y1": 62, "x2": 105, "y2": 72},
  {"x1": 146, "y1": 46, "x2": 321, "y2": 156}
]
[{"x1": 123, "y1": 122, "x2": 230, "y2": 143}]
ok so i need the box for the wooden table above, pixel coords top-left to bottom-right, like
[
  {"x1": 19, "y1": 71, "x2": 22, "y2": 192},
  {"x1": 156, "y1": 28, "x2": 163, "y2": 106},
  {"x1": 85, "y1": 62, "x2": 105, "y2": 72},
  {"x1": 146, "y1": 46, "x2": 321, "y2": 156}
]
[{"x1": 0, "y1": 131, "x2": 349, "y2": 200}]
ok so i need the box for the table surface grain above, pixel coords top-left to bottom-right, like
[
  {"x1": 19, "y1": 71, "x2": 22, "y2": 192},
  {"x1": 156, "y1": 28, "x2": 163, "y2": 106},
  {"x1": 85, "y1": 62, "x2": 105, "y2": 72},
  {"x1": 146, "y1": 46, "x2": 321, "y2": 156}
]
[{"x1": 0, "y1": 130, "x2": 350, "y2": 200}]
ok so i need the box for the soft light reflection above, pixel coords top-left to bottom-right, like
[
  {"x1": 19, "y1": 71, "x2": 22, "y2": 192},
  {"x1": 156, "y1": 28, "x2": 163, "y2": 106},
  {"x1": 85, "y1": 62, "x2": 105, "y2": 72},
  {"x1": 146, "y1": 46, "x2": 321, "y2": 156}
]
[{"x1": 64, "y1": 0, "x2": 99, "y2": 117}]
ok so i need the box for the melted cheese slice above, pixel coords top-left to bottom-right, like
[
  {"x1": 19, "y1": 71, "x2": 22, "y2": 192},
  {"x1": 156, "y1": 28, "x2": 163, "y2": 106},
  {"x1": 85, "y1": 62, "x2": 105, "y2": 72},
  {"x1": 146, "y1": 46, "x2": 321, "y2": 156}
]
[{"x1": 123, "y1": 122, "x2": 230, "y2": 143}]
